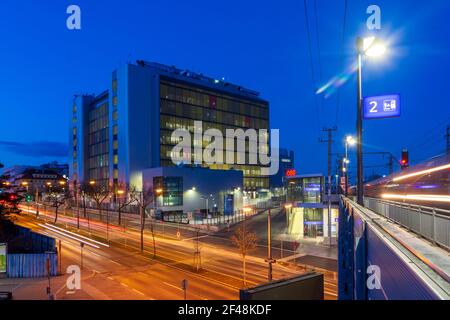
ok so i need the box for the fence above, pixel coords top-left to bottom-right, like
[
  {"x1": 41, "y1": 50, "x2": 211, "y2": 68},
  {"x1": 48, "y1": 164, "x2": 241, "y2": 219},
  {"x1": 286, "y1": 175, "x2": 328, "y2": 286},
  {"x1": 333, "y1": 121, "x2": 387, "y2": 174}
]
[
  {"x1": 7, "y1": 253, "x2": 58, "y2": 278},
  {"x1": 12, "y1": 226, "x2": 56, "y2": 253},
  {"x1": 339, "y1": 197, "x2": 448, "y2": 300},
  {"x1": 364, "y1": 197, "x2": 450, "y2": 251}
]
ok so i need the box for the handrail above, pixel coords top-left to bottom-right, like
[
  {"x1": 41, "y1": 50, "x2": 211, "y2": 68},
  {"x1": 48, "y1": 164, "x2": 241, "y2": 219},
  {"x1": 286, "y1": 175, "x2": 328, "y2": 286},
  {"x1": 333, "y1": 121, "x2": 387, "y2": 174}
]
[
  {"x1": 366, "y1": 197, "x2": 450, "y2": 219},
  {"x1": 342, "y1": 197, "x2": 450, "y2": 297},
  {"x1": 363, "y1": 197, "x2": 450, "y2": 251}
]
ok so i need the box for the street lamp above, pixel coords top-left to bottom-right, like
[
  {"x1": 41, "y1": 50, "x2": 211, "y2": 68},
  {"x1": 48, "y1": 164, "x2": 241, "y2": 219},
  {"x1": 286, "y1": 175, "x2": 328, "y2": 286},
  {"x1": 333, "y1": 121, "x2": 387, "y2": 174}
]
[
  {"x1": 343, "y1": 135, "x2": 356, "y2": 196},
  {"x1": 356, "y1": 36, "x2": 387, "y2": 205}
]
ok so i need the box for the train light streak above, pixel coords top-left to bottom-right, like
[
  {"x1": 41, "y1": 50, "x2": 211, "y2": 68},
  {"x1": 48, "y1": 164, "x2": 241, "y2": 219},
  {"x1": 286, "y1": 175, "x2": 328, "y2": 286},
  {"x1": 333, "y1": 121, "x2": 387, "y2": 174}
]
[
  {"x1": 392, "y1": 163, "x2": 450, "y2": 182},
  {"x1": 382, "y1": 194, "x2": 450, "y2": 203}
]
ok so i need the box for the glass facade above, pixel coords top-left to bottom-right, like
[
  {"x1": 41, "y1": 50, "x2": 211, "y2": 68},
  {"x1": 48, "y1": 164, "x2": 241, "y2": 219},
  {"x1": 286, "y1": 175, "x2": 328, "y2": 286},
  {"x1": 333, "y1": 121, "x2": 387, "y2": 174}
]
[
  {"x1": 159, "y1": 79, "x2": 269, "y2": 191},
  {"x1": 303, "y1": 208, "x2": 324, "y2": 237},
  {"x1": 287, "y1": 176, "x2": 323, "y2": 203},
  {"x1": 153, "y1": 176, "x2": 183, "y2": 206},
  {"x1": 87, "y1": 96, "x2": 109, "y2": 185}
]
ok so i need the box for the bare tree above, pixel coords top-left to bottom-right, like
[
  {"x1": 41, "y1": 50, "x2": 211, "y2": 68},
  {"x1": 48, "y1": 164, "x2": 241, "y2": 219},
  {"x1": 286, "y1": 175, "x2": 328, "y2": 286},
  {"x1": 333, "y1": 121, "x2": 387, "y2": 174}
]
[
  {"x1": 85, "y1": 182, "x2": 110, "y2": 221},
  {"x1": 130, "y1": 185, "x2": 154, "y2": 252},
  {"x1": 231, "y1": 225, "x2": 258, "y2": 286},
  {"x1": 47, "y1": 185, "x2": 71, "y2": 224},
  {"x1": 116, "y1": 182, "x2": 133, "y2": 226}
]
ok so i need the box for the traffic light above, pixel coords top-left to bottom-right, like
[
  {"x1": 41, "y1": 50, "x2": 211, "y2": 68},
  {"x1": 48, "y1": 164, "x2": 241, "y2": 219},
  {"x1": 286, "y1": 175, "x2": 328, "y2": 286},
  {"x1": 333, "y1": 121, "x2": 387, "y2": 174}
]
[{"x1": 400, "y1": 149, "x2": 409, "y2": 170}]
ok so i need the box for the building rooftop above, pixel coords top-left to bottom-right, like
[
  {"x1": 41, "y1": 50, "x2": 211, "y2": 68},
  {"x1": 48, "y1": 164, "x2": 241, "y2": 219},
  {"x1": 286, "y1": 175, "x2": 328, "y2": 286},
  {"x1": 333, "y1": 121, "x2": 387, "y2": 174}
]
[{"x1": 136, "y1": 60, "x2": 263, "y2": 100}]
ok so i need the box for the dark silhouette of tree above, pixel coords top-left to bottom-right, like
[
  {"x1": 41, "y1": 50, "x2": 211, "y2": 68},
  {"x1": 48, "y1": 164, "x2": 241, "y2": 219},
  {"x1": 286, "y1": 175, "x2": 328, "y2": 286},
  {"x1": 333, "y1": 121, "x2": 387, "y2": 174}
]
[
  {"x1": 130, "y1": 185, "x2": 154, "y2": 253},
  {"x1": 116, "y1": 182, "x2": 134, "y2": 226},
  {"x1": 85, "y1": 182, "x2": 110, "y2": 221},
  {"x1": 231, "y1": 225, "x2": 257, "y2": 286},
  {"x1": 47, "y1": 184, "x2": 71, "y2": 224}
]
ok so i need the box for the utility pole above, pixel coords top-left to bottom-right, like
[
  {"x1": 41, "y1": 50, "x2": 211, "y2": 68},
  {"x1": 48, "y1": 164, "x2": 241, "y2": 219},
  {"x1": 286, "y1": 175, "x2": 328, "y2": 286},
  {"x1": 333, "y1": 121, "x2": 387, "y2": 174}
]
[
  {"x1": 265, "y1": 208, "x2": 275, "y2": 281},
  {"x1": 388, "y1": 154, "x2": 394, "y2": 175},
  {"x1": 319, "y1": 126, "x2": 337, "y2": 246}
]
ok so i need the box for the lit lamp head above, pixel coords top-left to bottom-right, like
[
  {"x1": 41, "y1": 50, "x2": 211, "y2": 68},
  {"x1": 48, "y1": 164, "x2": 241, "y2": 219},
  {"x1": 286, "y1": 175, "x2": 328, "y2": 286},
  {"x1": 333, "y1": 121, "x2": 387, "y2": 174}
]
[
  {"x1": 155, "y1": 188, "x2": 163, "y2": 194},
  {"x1": 89, "y1": 180, "x2": 96, "y2": 185},
  {"x1": 346, "y1": 136, "x2": 357, "y2": 146},
  {"x1": 117, "y1": 190, "x2": 125, "y2": 195},
  {"x1": 361, "y1": 36, "x2": 387, "y2": 57}
]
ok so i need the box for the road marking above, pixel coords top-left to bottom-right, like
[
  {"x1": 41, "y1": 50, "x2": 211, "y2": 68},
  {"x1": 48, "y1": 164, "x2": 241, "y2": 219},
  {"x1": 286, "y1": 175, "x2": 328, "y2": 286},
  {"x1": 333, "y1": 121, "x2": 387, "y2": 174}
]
[
  {"x1": 120, "y1": 282, "x2": 129, "y2": 287},
  {"x1": 182, "y1": 235, "x2": 209, "y2": 241},
  {"x1": 324, "y1": 290, "x2": 338, "y2": 296},
  {"x1": 107, "y1": 276, "x2": 114, "y2": 281},
  {"x1": 132, "y1": 288, "x2": 145, "y2": 296},
  {"x1": 163, "y1": 281, "x2": 182, "y2": 291}
]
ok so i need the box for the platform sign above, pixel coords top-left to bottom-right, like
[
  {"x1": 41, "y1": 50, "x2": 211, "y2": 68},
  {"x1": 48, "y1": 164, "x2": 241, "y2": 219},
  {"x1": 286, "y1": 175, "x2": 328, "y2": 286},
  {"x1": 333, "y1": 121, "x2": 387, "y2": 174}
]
[
  {"x1": 363, "y1": 94, "x2": 400, "y2": 119},
  {"x1": 0, "y1": 243, "x2": 6, "y2": 273}
]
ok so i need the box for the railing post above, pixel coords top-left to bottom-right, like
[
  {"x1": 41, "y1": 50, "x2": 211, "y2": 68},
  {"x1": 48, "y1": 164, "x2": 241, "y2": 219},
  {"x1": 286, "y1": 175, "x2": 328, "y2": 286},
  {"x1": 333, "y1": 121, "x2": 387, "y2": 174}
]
[{"x1": 432, "y1": 209, "x2": 436, "y2": 245}]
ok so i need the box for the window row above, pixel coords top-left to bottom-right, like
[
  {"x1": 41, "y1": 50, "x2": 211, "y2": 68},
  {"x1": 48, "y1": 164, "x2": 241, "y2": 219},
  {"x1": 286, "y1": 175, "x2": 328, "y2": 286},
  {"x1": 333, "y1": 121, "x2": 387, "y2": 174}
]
[{"x1": 160, "y1": 100, "x2": 268, "y2": 128}]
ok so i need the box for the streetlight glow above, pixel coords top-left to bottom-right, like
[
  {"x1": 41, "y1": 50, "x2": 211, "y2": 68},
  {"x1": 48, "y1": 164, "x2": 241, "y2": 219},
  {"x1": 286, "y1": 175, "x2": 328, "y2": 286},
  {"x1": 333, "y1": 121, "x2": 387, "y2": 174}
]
[
  {"x1": 346, "y1": 136, "x2": 356, "y2": 146},
  {"x1": 363, "y1": 36, "x2": 386, "y2": 57}
]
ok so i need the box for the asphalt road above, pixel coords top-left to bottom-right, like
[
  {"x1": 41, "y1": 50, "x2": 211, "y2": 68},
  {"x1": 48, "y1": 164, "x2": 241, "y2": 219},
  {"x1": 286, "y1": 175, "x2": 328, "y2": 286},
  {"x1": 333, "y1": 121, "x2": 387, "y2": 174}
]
[{"x1": 12, "y1": 205, "x2": 337, "y2": 300}]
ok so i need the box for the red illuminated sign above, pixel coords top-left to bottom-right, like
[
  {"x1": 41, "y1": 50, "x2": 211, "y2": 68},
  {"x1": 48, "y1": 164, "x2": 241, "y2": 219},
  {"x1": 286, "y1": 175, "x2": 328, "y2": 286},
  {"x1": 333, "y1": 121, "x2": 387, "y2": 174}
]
[{"x1": 285, "y1": 169, "x2": 296, "y2": 177}]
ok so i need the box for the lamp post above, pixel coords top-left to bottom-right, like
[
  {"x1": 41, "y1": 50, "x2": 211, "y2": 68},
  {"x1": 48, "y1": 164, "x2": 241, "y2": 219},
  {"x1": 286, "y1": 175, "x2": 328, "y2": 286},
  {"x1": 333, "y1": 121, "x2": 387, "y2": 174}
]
[
  {"x1": 356, "y1": 36, "x2": 386, "y2": 205},
  {"x1": 344, "y1": 136, "x2": 356, "y2": 196}
]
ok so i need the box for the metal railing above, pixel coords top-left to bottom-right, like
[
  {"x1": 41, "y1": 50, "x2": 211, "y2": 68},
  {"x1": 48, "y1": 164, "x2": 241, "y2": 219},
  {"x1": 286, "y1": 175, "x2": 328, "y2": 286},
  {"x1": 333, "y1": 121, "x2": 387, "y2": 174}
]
[{"x1": 364, "y1": 197, "x2": 450, "y2": 251}]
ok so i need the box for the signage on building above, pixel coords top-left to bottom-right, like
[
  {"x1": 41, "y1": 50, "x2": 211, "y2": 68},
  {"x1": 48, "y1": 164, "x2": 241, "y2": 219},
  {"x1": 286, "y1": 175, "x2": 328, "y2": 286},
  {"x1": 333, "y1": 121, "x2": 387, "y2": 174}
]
[
  {"x1": 285, "y1": 169, "x2": 296, "y2": 177},
  {"x1": 224, "y1": 194, "x2": 234, "y2": 215},
  {"x1": 363, "y1": 94, "x2": 401, "y2": 119},
  {"x1": 0, "y1": 243, "x2": 6, "y2": 273}
]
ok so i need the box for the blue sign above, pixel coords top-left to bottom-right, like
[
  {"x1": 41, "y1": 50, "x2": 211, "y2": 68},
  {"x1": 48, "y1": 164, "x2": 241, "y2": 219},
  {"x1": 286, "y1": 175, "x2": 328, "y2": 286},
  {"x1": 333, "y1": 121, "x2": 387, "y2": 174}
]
[{"x1": 363, "y1": 94, "x2": 400, "y2": 119}]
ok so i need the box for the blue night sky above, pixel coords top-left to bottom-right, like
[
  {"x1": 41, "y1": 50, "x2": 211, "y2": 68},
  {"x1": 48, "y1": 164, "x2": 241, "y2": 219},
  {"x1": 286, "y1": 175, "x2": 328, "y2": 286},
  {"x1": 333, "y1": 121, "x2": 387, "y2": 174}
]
[{"x1": 0, "y1": 0, "x2": 449, "y2": 179}]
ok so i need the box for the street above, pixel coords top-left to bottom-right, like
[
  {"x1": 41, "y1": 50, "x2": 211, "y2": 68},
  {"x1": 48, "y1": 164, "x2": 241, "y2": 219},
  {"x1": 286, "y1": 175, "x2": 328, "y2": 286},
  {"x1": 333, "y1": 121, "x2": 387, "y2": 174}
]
[{"x1": 3, "y1": 206, "x2": 337, "y2": 300}]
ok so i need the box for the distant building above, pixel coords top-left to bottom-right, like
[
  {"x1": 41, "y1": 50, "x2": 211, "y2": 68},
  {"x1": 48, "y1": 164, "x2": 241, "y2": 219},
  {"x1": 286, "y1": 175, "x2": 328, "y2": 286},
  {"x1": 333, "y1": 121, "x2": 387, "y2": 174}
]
[
  {"x1": 141, "y1": 166, "x2": 243, "y2": 219},
  {"x1": 285, "y1": 174, "x2": 338, "y2": 243},
  {"x1": 39, "y1": 161, "x2": 69, "y2": 178},
  {"x1": 11, "y1": 168, "x2": 67, "y2": 193},
  {"x1": 69, "y1": 61, "x2": 270, "y2": 197},
  {"x1": 270, "y1": 148, "x2": 295, "y2": 189},
  {"x1": 2, "y1": 162, "x2": 68, "y2": 190}
]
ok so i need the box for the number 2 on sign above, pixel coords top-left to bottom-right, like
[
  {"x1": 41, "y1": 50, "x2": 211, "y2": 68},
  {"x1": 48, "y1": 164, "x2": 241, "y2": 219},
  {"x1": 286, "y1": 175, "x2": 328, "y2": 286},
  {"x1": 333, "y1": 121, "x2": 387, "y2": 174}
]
[{"x1": 369, "y1": 101, "x2": 378, "y2": 113}]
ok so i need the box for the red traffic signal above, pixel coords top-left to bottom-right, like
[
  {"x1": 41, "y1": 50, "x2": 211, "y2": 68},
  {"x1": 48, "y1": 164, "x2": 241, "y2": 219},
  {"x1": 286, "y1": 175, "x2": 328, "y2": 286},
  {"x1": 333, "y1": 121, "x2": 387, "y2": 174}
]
[{"x1": 400, "y1": 149, "x2": 409, "y2": 170}]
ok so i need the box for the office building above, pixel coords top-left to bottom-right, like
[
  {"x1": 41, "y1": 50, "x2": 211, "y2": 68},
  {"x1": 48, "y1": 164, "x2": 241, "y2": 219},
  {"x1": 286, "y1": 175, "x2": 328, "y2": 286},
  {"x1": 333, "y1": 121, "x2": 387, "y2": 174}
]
[{"x1": 69, "y1": 61, "x2": 270, "y2": 195}]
